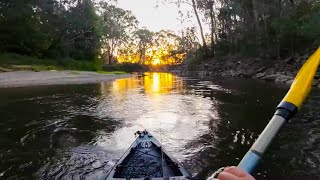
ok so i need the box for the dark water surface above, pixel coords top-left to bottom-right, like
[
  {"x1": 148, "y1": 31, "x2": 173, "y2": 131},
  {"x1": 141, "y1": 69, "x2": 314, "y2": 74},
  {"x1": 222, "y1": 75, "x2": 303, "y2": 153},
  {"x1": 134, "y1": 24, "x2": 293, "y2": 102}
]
[{"x1": 0, "y1": 72, "x2": 319, "y2": 179}]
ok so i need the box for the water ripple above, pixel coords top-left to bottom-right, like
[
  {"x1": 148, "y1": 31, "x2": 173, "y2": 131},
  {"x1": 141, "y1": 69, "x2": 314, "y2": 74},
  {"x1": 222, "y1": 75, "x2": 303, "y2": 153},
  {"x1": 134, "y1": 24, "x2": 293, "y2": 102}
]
[{"x1": 0, "y1": 73, "x2": 319, "y2": 179}]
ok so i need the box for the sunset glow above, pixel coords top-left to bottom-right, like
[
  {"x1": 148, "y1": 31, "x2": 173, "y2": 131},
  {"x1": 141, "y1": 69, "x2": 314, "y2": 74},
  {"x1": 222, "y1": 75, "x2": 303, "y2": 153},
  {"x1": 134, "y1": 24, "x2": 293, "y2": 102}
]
[
  {"x1": 115, "y1": 30, "x2": 185, "y2": 66},
  {"x1": 116, "y1": 46, "x2": 185, "y2": 66},
  {"x1": 152, "y1": 58, "x2": 160, "y2": 65}
]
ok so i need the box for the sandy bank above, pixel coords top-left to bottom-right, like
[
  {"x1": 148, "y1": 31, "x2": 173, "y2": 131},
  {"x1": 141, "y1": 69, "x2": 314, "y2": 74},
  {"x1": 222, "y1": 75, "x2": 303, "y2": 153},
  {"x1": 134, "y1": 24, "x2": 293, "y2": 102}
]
[{"x1": 0, "y1": 70, "x2": 131, "y2": 88}]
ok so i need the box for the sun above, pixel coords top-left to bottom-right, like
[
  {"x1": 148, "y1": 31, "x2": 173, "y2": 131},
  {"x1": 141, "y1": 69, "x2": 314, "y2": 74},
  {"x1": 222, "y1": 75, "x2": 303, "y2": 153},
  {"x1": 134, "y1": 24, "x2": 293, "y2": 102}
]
[{"x1": 152, "y1": 58, "x2": 160, "y2": 65}]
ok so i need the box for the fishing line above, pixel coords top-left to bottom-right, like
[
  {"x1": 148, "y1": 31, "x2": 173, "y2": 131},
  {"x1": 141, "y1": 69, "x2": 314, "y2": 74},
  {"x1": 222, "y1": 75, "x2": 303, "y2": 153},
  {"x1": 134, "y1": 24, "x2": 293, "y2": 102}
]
[{"x1": 159, "y1": 114, "x2": 166, "y2": 178}]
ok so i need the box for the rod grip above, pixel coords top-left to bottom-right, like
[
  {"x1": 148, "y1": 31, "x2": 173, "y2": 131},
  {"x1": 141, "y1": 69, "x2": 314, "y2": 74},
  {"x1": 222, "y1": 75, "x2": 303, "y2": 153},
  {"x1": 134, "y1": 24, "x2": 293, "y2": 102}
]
[{"x1": 238, "y1": 150, "x2": 262, "y2": 174}]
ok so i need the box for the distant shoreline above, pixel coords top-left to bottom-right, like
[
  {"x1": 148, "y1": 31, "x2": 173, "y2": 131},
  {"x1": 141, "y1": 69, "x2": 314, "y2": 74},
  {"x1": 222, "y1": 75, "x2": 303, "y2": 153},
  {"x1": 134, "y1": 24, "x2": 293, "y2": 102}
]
[
  {"x1": 172, "y1": 49, "x2": 320, "y2": 88},
  {"x1": 0, "y1": 70, "x2": 131, "y2": 88}
]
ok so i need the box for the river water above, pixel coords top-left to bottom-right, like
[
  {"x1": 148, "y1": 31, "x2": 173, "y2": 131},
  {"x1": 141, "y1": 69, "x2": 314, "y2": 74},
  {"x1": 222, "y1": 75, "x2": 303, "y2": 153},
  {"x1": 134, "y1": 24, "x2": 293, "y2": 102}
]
[{"x1": 0, "y1": 72, "x2": 319, "y2": 179}]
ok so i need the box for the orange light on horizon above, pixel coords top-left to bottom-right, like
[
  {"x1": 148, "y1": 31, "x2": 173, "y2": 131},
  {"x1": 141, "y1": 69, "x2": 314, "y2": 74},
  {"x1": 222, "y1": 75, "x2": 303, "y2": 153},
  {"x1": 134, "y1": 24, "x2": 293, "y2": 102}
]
[
  {"x1": 152, "y1": 58, "x2": 160, "y2": 65},
  {"x1": 116, "y1": 45, "x2": 184, "y2": 66}
]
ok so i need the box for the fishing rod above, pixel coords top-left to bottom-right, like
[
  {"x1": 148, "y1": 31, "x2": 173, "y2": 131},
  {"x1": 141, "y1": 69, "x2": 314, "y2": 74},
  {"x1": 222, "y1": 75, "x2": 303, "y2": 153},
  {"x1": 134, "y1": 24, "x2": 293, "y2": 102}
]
[{"x1": 237, "y1": 47, "x2": 320, "y2": 174}]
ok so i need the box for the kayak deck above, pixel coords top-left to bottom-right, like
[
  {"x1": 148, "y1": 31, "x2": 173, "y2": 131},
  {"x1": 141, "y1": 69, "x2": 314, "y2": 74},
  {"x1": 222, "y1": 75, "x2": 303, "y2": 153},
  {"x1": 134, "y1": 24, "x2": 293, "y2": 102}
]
[
  {"x1": 106, "y1": 130, "x2": 191, "y2": 179},
  {"x1": 114, "y1": 140, "x2": 182, "y2": 177}
]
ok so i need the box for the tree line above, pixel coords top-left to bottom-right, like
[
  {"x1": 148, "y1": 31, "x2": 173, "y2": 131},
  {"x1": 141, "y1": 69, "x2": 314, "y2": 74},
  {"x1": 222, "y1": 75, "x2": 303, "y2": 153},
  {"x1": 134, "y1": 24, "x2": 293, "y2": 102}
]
[
  {"x1": 0, "y1": 0, "x2": 194, "y2": 68},
  {"x1": 1, "y1": 0, "x2": 318, "y2": 68},
  {"x1": 171, "y1": 0, "x2": 320, "y2": 59},
  {"x1": 0, "y1": 0, "x2": 102, "y2": 61}
]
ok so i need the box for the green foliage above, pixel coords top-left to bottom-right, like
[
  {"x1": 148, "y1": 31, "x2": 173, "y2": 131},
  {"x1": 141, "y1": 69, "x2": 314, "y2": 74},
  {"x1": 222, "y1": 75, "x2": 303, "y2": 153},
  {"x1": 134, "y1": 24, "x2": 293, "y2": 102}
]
[
  {"x1": 103, "y1": 63, "x2": 148, "y2": 72},
  {"x1": 0, "y1": 53, "x2": 100, "y2": 71},
  {"x1": 66, "y1": 0, "x2": 103, "y2": 60},
  {"x1": 135, "y1": 29, "x2": 154, "y2": 43},
  {"x1": 134, "y1": 28, "x2": 154, "y2": 64},
  {"x1": 93, "y1": 58, "x2": 103, "y2": 71},
  {"x1": 10, "y1": 65, "x2": 59, "y2": 71},
  {"x1": 0, "y1": 1, "x2": 47, "y2": 55},
  {"x1": 100, "y1": 3, "x2": 138, "y2": 64},
  {"x1": 186, "y1": 48, "x2": 204, "y2": 70},
  {"x1": 212, "y1": 0, "x2": 320, "y2": 57},
  {"x1": 0, "y1": 53, "x2": 47, "y2": 65},
  {"x1": 56, "y1": 57, "x2": 99, "y2": 71},
  {"x1": 96, "y1": 71, "x2": 127, "y2": 75},
  {"x1": 0, "y1": 0, "x2": 123, "y2": 69},
  {"x1": 175, "y1": 0, "x2": 320, "y2": 59}
]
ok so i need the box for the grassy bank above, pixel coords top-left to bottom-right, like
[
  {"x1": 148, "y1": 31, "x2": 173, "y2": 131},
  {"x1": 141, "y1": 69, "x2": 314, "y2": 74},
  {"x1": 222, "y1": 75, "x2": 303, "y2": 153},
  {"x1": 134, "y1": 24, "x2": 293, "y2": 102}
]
[
  {"x1": 0, "y1": 53, "x2": 101, "y2": 72},
  {"x1": 0, "y1": 53, "x2": 150, "y2": 74},
  {"x1": 103, "y1": 63, "x2": 149, "y2": 73},
  {"x1": 96, "y1": 70, "x2": 127, "y2": 75}
]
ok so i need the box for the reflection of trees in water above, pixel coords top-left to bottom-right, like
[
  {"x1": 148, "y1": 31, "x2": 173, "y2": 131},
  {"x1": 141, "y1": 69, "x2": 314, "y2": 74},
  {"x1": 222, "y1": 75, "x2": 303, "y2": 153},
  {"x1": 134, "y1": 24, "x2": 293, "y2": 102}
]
[
  {"x1": 183, "y1": 81, "x2": 271, "y2": 178},
  {"x1": 0, "y1": 84, "x2": 120, "y2": 179},
  {"x1": 182, "y1": 80, "x2": 320, "y2": 179},
  {"x1": 183, "y1": 101, "x2": 258, "y2": 179}
]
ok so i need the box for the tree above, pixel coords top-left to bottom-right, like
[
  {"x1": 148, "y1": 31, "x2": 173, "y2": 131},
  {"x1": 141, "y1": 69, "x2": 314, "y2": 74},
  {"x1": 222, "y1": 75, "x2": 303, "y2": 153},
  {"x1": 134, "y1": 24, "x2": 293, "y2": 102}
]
[
  {"x1": 0, "y1": 0, "x2": 104, "y2": 61},
  {"x1": 164, "y1": 0, "x2": 211, "y2": 56},
  {"x1": 190, "y1": 0, "x2": 210, "y2": 56},
  {"x1": 152, "y1": 30, "x2": 185, "y2": 65},
  {"x1": 0, "y1": 0, "x2": 51, "y2": 55},
  {"x1": 115, "y1": 30, "x2": 185, "y2": 66},
  {"x1": 134, "y1": 28, "x2": 154, "y2": 64},
  {"x1": 178, "y1": 27, "x2": 200, "y2": 57},
  {"x1": 100, "y1": 4, "x2": 138, "y2": 64},
  {"x1": 66, "y1": 0, "x2": 103, "y2": 60},
  {"x1": 196, "y1": 0, "x2": 218, "y2": 56}
]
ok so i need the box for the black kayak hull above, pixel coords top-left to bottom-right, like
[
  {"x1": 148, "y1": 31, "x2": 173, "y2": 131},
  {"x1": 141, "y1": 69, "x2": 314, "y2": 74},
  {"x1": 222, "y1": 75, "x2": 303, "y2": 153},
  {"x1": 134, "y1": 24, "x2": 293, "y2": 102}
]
[{"x1": 106, "y1": 130, "x2": 192, "y2": 180}]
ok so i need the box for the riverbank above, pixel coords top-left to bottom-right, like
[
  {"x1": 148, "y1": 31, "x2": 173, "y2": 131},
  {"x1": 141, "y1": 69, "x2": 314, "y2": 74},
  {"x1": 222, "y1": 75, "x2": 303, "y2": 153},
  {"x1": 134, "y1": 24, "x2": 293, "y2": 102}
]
[
  {"x1": 173, "y1": 48, "x2": 320, "y2": 88},
  {"x1": 0, "y1": 53, "x2": 102, "y2": 72},
  {"x1": 0, "y1": 70, "x2": 131, "y2": 88}
]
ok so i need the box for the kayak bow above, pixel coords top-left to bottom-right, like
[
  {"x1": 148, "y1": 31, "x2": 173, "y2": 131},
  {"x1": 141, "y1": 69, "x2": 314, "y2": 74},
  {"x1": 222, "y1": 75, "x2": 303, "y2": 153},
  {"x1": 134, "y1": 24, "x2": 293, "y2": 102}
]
[
  {"x1": 106, "y1": 130, "x2": 192, "y2": 179},
  {"x1": 238, "y1": 47, "x2": 320, "y2": 174}
]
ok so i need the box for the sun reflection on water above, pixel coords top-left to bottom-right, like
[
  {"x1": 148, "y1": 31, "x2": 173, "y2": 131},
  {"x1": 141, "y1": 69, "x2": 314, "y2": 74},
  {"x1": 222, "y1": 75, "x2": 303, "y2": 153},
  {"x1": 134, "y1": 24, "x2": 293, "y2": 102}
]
[
  {"x1": 100, "y1": 72, "x2": 185, "y2": 96},
  {"x1": 97, "y1": 72, "x2": 218, "y2": 162}
]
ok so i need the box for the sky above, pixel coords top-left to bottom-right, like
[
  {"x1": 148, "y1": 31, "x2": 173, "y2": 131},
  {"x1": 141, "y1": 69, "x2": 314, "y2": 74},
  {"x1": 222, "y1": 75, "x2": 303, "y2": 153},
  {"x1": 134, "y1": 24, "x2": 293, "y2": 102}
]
[{"x1": 116, "y1": 0, "x2": 197, "y2": 33}]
